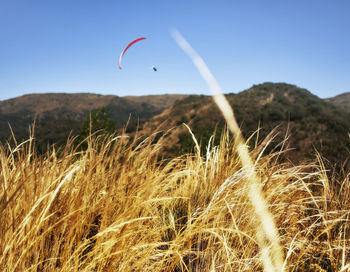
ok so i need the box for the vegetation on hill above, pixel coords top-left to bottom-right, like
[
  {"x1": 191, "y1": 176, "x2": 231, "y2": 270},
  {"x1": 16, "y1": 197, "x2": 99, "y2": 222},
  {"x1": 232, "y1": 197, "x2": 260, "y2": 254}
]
[
  {"x1": 326, "y1": 92, "x2": 350, "y2": 112},
  {"x1": 141, "y1": 83, "x2": 350, "y2": 170},
  {"x1": 0, "y1": 83, "x2": 349, "y2": 170},
  {"x1": 0, "y1": 93, "x2": 186, "y2": 151},
  {"x1": 123, "y1": 94, "x2": 188, "y2": 110}
]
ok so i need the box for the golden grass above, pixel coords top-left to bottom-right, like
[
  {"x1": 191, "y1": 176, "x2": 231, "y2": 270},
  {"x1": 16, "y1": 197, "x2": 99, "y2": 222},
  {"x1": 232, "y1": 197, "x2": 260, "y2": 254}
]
[{"x1": 0, "y1": 128, "x2": 350, "y2": 271}]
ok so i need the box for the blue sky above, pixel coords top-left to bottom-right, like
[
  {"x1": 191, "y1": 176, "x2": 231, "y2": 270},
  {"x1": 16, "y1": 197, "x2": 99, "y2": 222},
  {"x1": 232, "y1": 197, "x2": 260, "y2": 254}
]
[{"x1": 0, "y1": 0, "x2": 349, "y2": 100}]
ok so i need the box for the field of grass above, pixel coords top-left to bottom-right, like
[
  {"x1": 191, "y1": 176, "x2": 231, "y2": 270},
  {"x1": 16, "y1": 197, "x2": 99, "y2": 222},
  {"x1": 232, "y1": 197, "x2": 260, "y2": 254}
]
[{"x1": 0, "y1": 127, "x2": 350, "y2": 271}]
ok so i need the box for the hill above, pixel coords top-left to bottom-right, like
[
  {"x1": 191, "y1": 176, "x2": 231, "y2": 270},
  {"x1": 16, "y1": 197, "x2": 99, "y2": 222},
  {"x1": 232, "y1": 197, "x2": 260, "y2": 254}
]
[
  {"x1": 1, "y1": 84, "x2": 349, "y2": 169},
  {"x1": 0, "y1": 93, "x2": 187, "y2": 149},
  {"x1": 141, "y1": 83, "x2": 350, "y2": 169}
]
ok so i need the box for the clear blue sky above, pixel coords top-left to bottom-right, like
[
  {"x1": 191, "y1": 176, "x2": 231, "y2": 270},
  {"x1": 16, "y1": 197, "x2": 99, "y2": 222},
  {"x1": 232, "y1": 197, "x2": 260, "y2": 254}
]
[{"x1": 1, "y1": 0, "x2": 349, "y2": 100}]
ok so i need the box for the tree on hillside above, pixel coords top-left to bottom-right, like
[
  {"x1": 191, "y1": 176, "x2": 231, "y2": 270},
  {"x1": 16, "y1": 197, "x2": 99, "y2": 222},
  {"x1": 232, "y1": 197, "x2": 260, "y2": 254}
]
[{"x1": 78, "y1": 108, "x2": 118, "y2": 142}]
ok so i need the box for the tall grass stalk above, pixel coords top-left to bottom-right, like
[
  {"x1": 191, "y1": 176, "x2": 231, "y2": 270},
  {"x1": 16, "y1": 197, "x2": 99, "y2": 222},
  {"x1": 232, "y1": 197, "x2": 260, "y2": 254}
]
[{"x1": 172, "y1": 30, "x2": 284, "y2": 271}]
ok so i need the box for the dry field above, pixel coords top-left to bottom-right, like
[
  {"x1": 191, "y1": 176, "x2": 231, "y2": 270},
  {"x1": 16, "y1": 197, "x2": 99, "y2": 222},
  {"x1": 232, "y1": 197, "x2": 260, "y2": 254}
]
[{"x1": 0, "y1": 126, "x2": 350, "y2": 271}]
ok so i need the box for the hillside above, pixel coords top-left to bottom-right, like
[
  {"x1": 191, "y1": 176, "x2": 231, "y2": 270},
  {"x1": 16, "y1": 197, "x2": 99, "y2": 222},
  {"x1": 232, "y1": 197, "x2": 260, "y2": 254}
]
[
  {"x1": 141, "y1": 83, "x2": 350, "y2": 169},
  {"x1": 0, "y1": 93, "x2": 187, "y2": 149},
  {"x1": 326, "y1": 92, "x2": 350, "y2": 111},
  {"x1": 1, "y1": 84, "x2": 349, "y2": 169},
  {"x1": 123, "y1": 94, "x2": 188, "y2": 111}
]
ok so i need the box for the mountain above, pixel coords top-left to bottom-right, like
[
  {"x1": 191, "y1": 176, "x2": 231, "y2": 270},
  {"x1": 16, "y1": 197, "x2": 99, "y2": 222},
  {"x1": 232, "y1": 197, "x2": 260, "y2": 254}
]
[
  {"x1": 0, "y1": 93, "x2": 187, "y2": 149},
  {"x1": 1, "y1": 84, "x2": 349, "y2": 169},
  {"x1": 141, "y1": 83, "x2": 350, "y2": 169},
  {"x1": 325, "y1": 92, "x2": 350, "y2": 111}
]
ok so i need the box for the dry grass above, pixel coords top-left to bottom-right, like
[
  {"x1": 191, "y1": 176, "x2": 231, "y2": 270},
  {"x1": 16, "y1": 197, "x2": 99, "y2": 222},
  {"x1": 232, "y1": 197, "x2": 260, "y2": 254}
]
[{"x1": 0, "y1": 128, "x2": 350, "y2": 271}]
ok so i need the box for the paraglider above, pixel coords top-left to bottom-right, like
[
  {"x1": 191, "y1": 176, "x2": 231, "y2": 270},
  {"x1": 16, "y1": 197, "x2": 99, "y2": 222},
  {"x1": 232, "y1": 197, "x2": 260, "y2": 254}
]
[{"x1": 118, "y1": 37, "x2": 147, "y2": 70}]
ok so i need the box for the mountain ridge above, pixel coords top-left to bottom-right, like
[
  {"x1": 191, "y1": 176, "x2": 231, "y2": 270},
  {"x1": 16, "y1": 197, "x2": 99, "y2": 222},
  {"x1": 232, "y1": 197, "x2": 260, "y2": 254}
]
[
  {"x1": 0, "y1": 83, "x2": 349, "y2": 169},
  {"x1": 0, "y1": 93, "x2": 187, "y2": 149},
  {"x1": 140, "y1": 83, "x2": 350, "y2": 169}
]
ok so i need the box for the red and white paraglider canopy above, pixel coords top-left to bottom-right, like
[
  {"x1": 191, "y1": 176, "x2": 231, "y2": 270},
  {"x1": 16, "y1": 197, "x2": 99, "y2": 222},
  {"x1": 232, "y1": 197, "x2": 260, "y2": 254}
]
[{"x1": 118, "y1": 37, "x2": 147, "y2": 70}]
